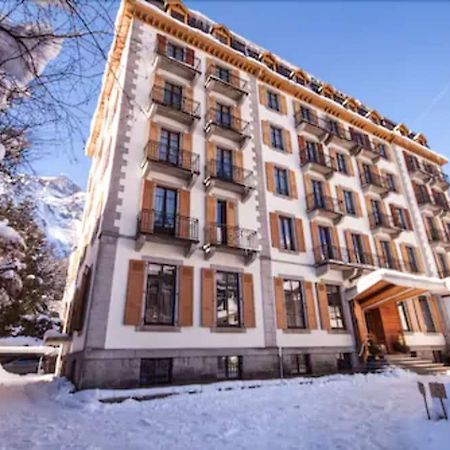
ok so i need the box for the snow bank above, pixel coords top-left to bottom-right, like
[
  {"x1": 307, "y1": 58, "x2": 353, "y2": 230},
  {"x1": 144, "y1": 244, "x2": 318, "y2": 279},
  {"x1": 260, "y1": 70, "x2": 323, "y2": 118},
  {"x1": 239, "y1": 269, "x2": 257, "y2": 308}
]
[
  {"x1": 0, "y1": 220, "x2": 25, "y2": 247},
  {"x1": 0, "y1": 336, "x2": 42, "y2": 347}
]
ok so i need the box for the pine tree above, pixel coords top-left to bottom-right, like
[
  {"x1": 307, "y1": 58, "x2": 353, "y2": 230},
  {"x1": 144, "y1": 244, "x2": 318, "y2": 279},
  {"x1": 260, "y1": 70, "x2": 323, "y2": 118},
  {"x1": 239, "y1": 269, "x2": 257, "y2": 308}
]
[{"x1": 0, "y1": 197, "x2": 64, "y2": 338}]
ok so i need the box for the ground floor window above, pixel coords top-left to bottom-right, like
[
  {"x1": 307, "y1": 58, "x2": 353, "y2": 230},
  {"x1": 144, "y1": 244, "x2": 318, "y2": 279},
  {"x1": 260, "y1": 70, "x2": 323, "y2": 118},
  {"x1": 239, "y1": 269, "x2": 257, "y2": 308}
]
[
  {"x1": 397, "y1": 302, "x2": 411, "y2": 332},
  {"x1": 216, "y1": 271, "x2": 241, "y2": 327},
  {"x1": 337, "y1": 353, "x2": 352, "y2": 371},
  {"x1": 327, "y1": 285, "x2": 346, "y2": 330},
  {"x1": 140, "y1": 358, "x2": 172, "y2": 386},
  {"x1": 217, "y1": 356, "x2": 242, "y2": 379},
  {"x1": 290, "y1": 354, "x2": 311, "y2": 376},
  {"x1": 418, "y1": 297, "x2": 436, "y2": 333}
]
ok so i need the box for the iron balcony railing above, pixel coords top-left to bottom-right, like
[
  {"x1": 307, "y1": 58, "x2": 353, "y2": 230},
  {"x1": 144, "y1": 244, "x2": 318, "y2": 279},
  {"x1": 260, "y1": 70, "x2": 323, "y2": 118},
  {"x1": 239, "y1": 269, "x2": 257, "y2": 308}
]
[
  {"x1": 349, "y1": 130, "x2": 375, "y2": 153},
  {"x1": 151, "y1": 85, "x2": 201, "y2": 117},
  {"x1": 156, "y1": 41, "x2": 201, "y2": 71},
  {"x1": 294, "y1": 108, "x2": 320, "y2": 128},
  {"x1": 138, "y1": 209, "x2": 199, "y2": 242},
  {"x1": 205, "y1": 160, "x2": 254, "y2": 188},
  {"x1": 299, "y1": 147, "x2": 336, "y2": 171},
  {"x1": 368, "y1": 212, "x2": 398, "y2": 231},
  {"x1": 416, "y1": 191, "x2": 434, "y2": 206},
  {"x1": 433, "y1": 195, "x2": 450, "y2": 211},
  {"x1": 306, "y1": 194, "x2": 343, "y2": 215},
  {"x1": 360, "y1": 171, "x2": 388, "y2": 191},
  {"x1": 205, "y1": 224, "x2": 258, "y2": 251},
  {"x1": 206, "y1": 64, "x2": 248, "y2": 92},
  {"x1": 144, "y1": 140, "x2": 200, "y2": 173},
  {"x1": 313, "y1": 245, "x2": 377, "y2": 267},
  {"x1": 377, "y1": 255, "x2": 402, "y2": 271},
  {"x1": 427, "y1": 227, "x2": 446, "y2": 243},
  {"x1": 205, "y1": 108, "x2": 250, "y2": 135},
  {"x1": 405, "y1": 157, "x2": 431, "y2": 178}
]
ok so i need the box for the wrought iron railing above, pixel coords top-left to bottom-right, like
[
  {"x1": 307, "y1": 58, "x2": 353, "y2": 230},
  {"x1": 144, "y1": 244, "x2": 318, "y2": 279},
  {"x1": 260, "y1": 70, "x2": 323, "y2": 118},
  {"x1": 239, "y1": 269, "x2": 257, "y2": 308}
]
[
  {"x1": 368, "y1": 212, "x2": 398, "y2": 231},
  {"x1": 377, "y1": 255, "x2": 402, "y2": 271},
  {"x1": 151, "y1": 85, "x2": 201, "y2": 117},
  {"x1": 206, "y1": 64, "x2": 248, "y2": 92},
  {"x1": 144, "y1": 140, "x2": 200, "y2": 173},
  {"x1": 350, "y1": 130, "x2": 375, "y2": 152},
  {"x1": 416, "y1": 191, "x2": 434, "y2": 206},
  {"x1": 205, "y1": 160, "x2": 254, "y2": 188},
  {"x1": 138, "y1": 209, "x2": 199, "y2": 242},
  {"x1": 313, "y1": 245, "x2": 377, "y2": 267},
  {"x1": 299, "y1": 147, "x2": 336, "y2": 171},
  {"x1": 433, "y1": 195, "x2": 450, "y2": 211},
  {"x1": 156, "y1": 41, "x2": 201, "y2": 71},
  {"x1": 205, "y1": 108, "x2": 250, "y2": 135},
  {"x1": 360, "y1": 171, "x2": 388, "y2": 190},
  {"x1": 205, "y1": 224, "x2": 258, "y2": 251},
  {"x1": 306, "y1": 194, "x2": 342, "y2": 215},
  {"x1": 427, "y1": 227, "x2": 446, "y2": 243}
]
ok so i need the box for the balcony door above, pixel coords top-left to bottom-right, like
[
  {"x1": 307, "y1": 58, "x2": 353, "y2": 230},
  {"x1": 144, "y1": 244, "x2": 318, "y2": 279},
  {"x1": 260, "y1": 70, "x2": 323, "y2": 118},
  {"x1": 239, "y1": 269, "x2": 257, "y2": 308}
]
[
  {"x1": 216, "y1": 147, "x2": 233, "y2": 181},
  {"x1": 371, "y1": 199, "x2": 382, "y2": 225},
  {"x1": 351, "y1": 233, "x2": 365, "y2": 264},
  {"x1": 163, "y1": 82, "x2": 182, "y2": 110},
  {"x1": 312, "y1": 179, "x2": 325, "y2": 209},
  {"x1": 306, "y1": 141, "x2": 318, "y2": 163},
  {"x1": 216, "y1": 104, "x2": 232, "y2": 128},
  {"x1": 318, "y1": 225, "x2": 333, "y2": 259},
  {"x1": 380, "y1": 240, "x2": 393, "y2": 269},
  {"x1": 159, "y1": 129, "x2": 180, "y2": 165},
  {"x1": 362, "y1": 163, "x2": 372, "y2": 183},
  {"x1": 154, "y1": 186, "x2": 177, "y2": 234},
  {"x1": 216, "y1": 199, "x2": 228, "y2": 245}
]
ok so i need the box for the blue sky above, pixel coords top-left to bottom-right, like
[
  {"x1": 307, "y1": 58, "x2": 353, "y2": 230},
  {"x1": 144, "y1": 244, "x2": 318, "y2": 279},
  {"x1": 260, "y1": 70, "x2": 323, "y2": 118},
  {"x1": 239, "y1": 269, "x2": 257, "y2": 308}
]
[{"x1": 33, "y1": 1, "x2": 450, "y2": 188}]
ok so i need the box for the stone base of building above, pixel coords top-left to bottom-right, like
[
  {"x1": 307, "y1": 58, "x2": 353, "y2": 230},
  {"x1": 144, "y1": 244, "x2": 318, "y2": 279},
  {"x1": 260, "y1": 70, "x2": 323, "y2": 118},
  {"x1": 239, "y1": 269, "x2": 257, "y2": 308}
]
[{"x1": 63, "y1": 346, "x2": 356, "y2": 390}]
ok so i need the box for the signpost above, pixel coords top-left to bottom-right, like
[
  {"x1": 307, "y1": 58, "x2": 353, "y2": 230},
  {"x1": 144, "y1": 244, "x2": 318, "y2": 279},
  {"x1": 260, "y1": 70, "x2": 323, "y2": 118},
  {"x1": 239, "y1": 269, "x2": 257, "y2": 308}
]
[
  {"x1": 429, "y1": 382, "x2": 448, "y2": 420},
  {"x1": 417, "y1": 382, "x2": 431, "y2": 420}
]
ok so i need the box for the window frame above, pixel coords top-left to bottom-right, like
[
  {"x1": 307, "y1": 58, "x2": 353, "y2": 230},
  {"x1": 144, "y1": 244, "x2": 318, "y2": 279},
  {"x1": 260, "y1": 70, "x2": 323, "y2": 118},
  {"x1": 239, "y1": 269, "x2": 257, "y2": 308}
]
[
  {"x1": 326, "y1": 284, "x2": 346, "y2": 330},
  {"x1": 343, "y1": 190, "x2": 356, "y2": 216},
  {"x1": 336, "y1": 152, "x2": 348, "y2": 174},
  {"x1": 267, "y1": 91, "x2": 280, "y2": 112},
  {"x1": 418, "y1": 297, "x2": 436, "y2": 333},
  {"x1": 283, "y1": 279, "x2": 306, "y2": 329},
  {"x1": 270, "y1": 125, "x2": 285, "y2": 150},
  {"x1": 274, "y1": 167, "x2": 289, "y2": 196},
  {"x1": 278, "y1": 215, "x2": 296, "y2": 251},
  {"x1": 215, "y1": 271, "x2": 241, "y2": 328},
  {"x1": 217, "y1": 355, "x2": 242, "y2": 379}
]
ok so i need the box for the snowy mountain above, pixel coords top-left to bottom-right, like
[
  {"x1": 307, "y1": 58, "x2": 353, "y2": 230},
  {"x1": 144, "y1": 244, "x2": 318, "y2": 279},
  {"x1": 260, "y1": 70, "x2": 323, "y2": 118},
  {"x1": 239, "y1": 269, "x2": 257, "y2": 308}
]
[{"x1": 0, "y1": 174, "x2": 85, "y2": 257}]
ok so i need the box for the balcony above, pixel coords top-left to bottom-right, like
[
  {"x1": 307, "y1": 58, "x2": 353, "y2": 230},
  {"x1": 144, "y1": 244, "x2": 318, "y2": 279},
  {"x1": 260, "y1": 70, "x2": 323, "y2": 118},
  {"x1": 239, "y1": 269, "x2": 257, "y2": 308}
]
[
  {"x1": 433, "y1": 196, "x2": 450, "y2": 219},
  {"x1": 141, "y1": 140, "x2": 199, "y2": 186},
  {"x1": 299, "y1": 147, "x2": 336, "y2": 179},
  {"x1": 205, "y1": 64, "x2": 248, "y2": 101},
  {"x1": 416, "y1": 193, "x2": 442, "y2": 214},
  {"x1": 294, "y1": 110, "x2": 326, "y2": 138},
  {"x1": 321, "y1": 118, "x2": 355, "y2": 150},
  {"x1": 203, "y1": 224, "x2": 258, "y2": 265},
  {"x1": 154, "y1": 41, "x2": 201, "y2": 80},
  {"x1": 438, "y1": 267, "x2": 450, "y2": 279},
  {"x1": 204, "y1": 160, "x2": 255, "y2": 201},
  {"x1": 306, "y1": 194, "x2": 343, "y2": 224},
  {"x1": 427, "y1": 228, "x2": 448, "y2": 250},
  {"x1": 149, "y1": 85, "x2": 200, "y2": 126},
  {"x1": 430, "y1": 172, "x2": 450, "y2": 191},
  {"x1": 136, "y1": 209, "x2": 199, "y2": 255},
  {"x1": 368, "y1": 213, "x2": 401, "y2": 238},
  {"x1": 376, "y1": 255, "x2": 403, "y2": 272},
  {"x1": 406, "y1": 159, "x2": 432, "y2": 184},
  {"x1": 360, "y1": 172, "x2": 389, "y2": 197},
  {"x1": 350, "y1": 134, "x2": 379, "y2": 162},
  {"x1": 204, "y1": 109, "x2": 250, "y2": 147}
]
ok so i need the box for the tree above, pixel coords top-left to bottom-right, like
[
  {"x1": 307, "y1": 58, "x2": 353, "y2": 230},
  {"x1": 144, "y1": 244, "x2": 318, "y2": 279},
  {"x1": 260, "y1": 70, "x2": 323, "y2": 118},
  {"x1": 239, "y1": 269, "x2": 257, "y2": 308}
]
[{"x1": 0, "y1": 197, "x2": 64, "y2": 338}]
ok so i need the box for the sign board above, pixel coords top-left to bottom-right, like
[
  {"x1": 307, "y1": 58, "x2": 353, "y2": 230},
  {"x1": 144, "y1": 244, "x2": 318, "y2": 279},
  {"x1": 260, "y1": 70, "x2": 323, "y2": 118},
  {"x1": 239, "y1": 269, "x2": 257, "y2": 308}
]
[{"x1": 429, "y1": 382, "x2": 447, "y2": 400}]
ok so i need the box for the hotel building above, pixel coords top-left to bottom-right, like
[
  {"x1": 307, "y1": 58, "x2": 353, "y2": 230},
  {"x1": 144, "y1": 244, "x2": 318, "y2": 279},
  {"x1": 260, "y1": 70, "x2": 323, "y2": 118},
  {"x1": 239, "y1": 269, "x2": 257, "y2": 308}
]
[{"x1": 61, "y1": 0, "x2": 450, "y2": 388}]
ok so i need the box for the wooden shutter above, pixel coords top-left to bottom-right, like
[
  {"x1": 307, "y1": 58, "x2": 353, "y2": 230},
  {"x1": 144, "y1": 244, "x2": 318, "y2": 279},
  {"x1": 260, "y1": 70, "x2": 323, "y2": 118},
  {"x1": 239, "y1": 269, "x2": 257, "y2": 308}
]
[
  {"x1": 280, "y1": 94, "x2": 287, "y2": 115},
  {"x1": 182, "y1": 132, "x2": 193, "y2": 170},
  {"x1": 346, "y1": 154, "x2": 354, "y2": 176},
  {"x1": 149, "y1": 121, "x2": 158, "y2": 143},
  {"x1": 274, "y1": 277, "x2": 286, "y2": 329},
  {"x1": 124, "y1": 260, "x2": 145, "y2": 325},
  {"x1": 354, "y1": 192, "x2": 362, "y2": 217},
  {"x1": 362, "y1": 234, "x2": 374, "y2": 265},
  {"x1": 205, "y1": 195, "x2": 216, "y2": 224},
  {"x1": 344, "y1": 230, "x2": 354, "y2": 263},
  {"x1": 316, "y1": 283, "x2": 331, "y2": 331},
  {"x1": 262, "y1": 120, "x2": 270, "y2": 146},
  {"x1": 178, "y1": 189, "x2": 191, "y2": 239},
  {"x1": 298, "y1": 135, "x2": 306, "y2": 163},
  {"x1": 185, "y1": 85, "x2": 194, "y2": 114},
  {"x1": 179, "y1": 266, "x2": 194, "y2": 326},
  {"x1": 156, "y1": 34, "x2": 167, "y2": 55},
  {"x1": 185, "y1": 47, "x2": 195, "y2": 66},
  {"x1": 74, "y1": 267, "x2": 92, "y2": 332},
  {"x1": 201, "y1": 268, "x2": 215, "y2": 327},
  {"x1": 304, "y1": 281, "x2": 317, "y2": 329},
  {"x1": 330, "y1": 227, "x2": 342, "y2": 260},
  {"x1": 295, "y1": 218, "x2": 305, "y2": 252},
  {"x1": 226, "y1": 200, "x2": 237, "y2": 246},
  {"x1": 429, "y1": 296, "x2": 443, "y2": 333},
  {"x1": 283, "y1": 129, "x2": 292, "y2": 153},
  {"x1": 232, "y1": 105, "x2": 241, "y2": 124},
  {"x1": 399, "y1": 243, "x2": 409, "y2": 271},
  {"x1": 317, "y1": 143, "x2": 325, "y2": 164},
  {"x1": 404, "y1": 209, "x2": 413, "y2": 230},
  {"x1": 390, "y1": 241, "x2": 400, "y2": 268},
  {"x1": 406, "y1": 299, "x2": 420, "y2": 332},
  {"x1": 258, "y1": 85, "x2": 267, "y2": 107},
  {"x1": 389, "y1": 204, "x2": 399, "y2": 227},
  {"x1": 303, "y1": 174, "x2": 312, "y2": 207},
  {"x1": 141, "y1": 180, "x2": 155, "y2": 233},
  {"x1": 336, "y1": 186, "x2": 344, "y2": 213},
  {"x1": 243, "y1": 273, "x2": 256, "y2": 328},
  {"x1": 270, "y1": 212, "x2": 280, "y2": 249},
  {"x1": 310, "y1": 221, "x2": 320, "y2": 263},
  {"x1": 414, "y1": 298, "x2": 426, "y2": 332},
  {"x1": 206, "y1": 57, "x2": 213, "y2": 76},
  {"x1": 206, "y1": 140, "x2": 215, "y2": 176},
  {"x1": 265, "y1": 162, "x2": 275, "y2": 192},
  {"x1": 289, "y1": 170, "x2": 298, "y2": 199},
  {"x1": 234, "y1": 150, "x2": 244, "y2": 184},
  {"x1": 364, "y1": 195, "x2": 373, "y2": 219},
  {"x1": 415, "y1": 247, "x2": 424, "y2": 273}
]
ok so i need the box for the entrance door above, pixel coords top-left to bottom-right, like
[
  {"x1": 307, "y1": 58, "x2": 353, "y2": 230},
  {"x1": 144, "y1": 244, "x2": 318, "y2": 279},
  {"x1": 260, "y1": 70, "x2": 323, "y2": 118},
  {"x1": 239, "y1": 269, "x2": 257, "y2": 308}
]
[{"x1": 365, "y1": 308, "x2": 386, "y2": 347}]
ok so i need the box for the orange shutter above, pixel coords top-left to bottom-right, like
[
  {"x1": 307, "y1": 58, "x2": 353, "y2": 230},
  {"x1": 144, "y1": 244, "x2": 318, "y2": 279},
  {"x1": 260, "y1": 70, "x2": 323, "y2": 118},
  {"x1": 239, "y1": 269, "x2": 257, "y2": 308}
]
[
  {"x1": 178, "y1": 189, "x2": 191, "y2": 239},
  {"x1": 205, "y1": 195, "x2": 216, "y2": 224},
  {"x1": 304, "y1": 281, "x2": 317, "y2": 329},
  {"x1": 295, "y1": 218, "x2": 305, "y2": 252},
  {"x1": 234, "y1": 150, "x2": 244, "y2": 184},
  {"x1": 262, "y1": 120, "x2": 271, "y2": 146},
  {"x1": 362, "y1": 234, "x2": 374, "y2": 265},
  {"x1": 274, "y1": 277, "x2": 287, "y2": 329},
  {"x1": 232, "y1": 105, "x2": 241, "y2": 124},
  {"x1": 124, "y1": 260, "x2": 145, "y2": 325},
  {"x1": 399, "y1": 244, "x2": 409, "y2": 271},
  {"x1": 415, "y1": 247, "x2": 424, "y2": 273},
  {"x1": 243, "y1": 273, "x2": 256, "y2": 328},
  {"x1": 414, "y1": 298, "x2": 426, "y2": 332},
  {"x1": 280, "y1": 94, "x2": 288, "y2": 115},
  {"x1": 182, "y1": 132, "x2": 193, "y2": 170},
  {"x1": 206, "y1": 140, "x2": 215, "y2": 176},
  {"x1": 270, "y1": 212, "x2": 280, "y2": 249},
  {"x1": 298, "y1": 135, "x2": 306, "y2": 163},
  {"x1": 185, "y1": 85, "x2": 194, "y2": 114},
  {"x1": 354, "y1": 192, "x2": 362, "y2": 217},
  {"x1": 289, "y1": 170, "x2": 298, "y2": 199},
  {"x1": 178, "y1": 266, "x2": 194, "y2": 326},
  {"x1": 389, "y1": 204, "x2": 399, "y2": 227},
  {"x1": 316, "y1": 283, "x2": 331, "y2": 331},
  {"x1": 346, "y1": 155, "x2": 354, "y2": 176},
  {"x1": 429, "y1": 296, "x2": 443, "y2": 333},
  {"x1": 265, "y1": 162, "x2": 275, "y2": 192},
  {"x1": 156, "y1": 34, "x2": 167, "y2": 55},
  {"x1": 201, "y1": 268, "x2": 215, "y2": 327},
  {"x1": 141, "y1": 180, "x2": 155, "y2": 233},
  {"x1": 330, "y1": 227, "x2": 341, "y2": 260},
  {"x1": 226, "y1": 200, "x2": 237, "y2": 246},
  {"x1": 258, "y1": 85, "x2": 267, "y2": 107},
  {"x1": 206, "y1": 57, "x2": 213, "y2": 76},
  {"x1": 149, "y1": 121, "x2": 158, "y2": 143},
  {"x1": 303, "y1": 174, "x2": 312, "y2": 208},
  {"x1": 406, "y1": 299, "x2": 420, "y2": 332},
  {"x1": 336, "y1": 186, "x2": 344, "y2": 213},
  {"x1": 344, "y1": 230, "x2": 354, "y2": 263},
  {"x1": 310, "y1": 221, "x2": 320, "y2": 262},
  {"x1": 283, "y1": 129, "x2": 292, "y2": 153},
  {"x1": 404, "y1": 209, "x2": 413, "y2": 230}
]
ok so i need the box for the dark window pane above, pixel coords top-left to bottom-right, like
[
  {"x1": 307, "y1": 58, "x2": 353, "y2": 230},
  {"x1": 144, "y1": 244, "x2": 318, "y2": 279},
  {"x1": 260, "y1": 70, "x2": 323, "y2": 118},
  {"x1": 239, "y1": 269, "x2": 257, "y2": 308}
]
[
  {"x1": 419, "y1": 297, "x2": 436, "y2": 332},
  {"x1": 327, "y1": 285, "x2": 345, "y2": 330},
  {"x1": 140, "y1": 358, "x2": 172, "y2": 386},
  {"x1": 290, "y1": 354, "x2": 311, "y2": 375},
  {"x1": 218, "y1": 356, "x2": 241, "y2": 379}
]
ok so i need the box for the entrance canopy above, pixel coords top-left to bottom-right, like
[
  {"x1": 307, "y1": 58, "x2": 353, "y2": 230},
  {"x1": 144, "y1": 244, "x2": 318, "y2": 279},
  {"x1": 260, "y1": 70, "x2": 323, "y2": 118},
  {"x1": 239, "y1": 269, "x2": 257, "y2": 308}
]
[{"x1": 347, "y1": 269, "x2": 449, "y2": 310}]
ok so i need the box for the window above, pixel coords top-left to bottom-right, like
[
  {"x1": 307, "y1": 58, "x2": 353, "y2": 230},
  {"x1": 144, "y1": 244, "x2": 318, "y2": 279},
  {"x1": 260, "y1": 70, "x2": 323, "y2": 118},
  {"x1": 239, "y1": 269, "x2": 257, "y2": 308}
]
[
  {"x1": 218, "y1": 356, "x2": 241, "y2": 379},
  {"x1": 163, "y1": 82, "x2": 182, "y2": 109},
  {"x1": 290, "y1": 354, "x2": 311, "y2": 375},
  {"x1": 397, "y1": 302, "x2": 411, "y2": 332},
  {"x1": 343, "y1": 190, "x2": 356, "y2": 215},
  {"x1": 215, "y1": 66, "x2": 230, "y2": 83},
  {"x1": 275, "y1": 167, "x2": 289, "y2": 196},
  {"x1": 327, "y1": 285, "x2": 345, "y2": 330},
  {"x1": 305, "y1": 141, "x2": 319, "y2": 162},
  {"x1": 311, "y1": 179, "x2": 325, "y2": 208},
  {"x1": 336, "y1": 153, "x2": 348, "y2": 174},
  {"x1": 396, "y1": 208, "x2": 408, "y2": 230},
  {"x1": 352, "y1": 130, "x2": 366, "y2": 147},
  {"x1": 327, "y1": 119, "x2": 341, "y2": 136},
  {"x1": 215, "y1": 200, "x2": 227, "y2": 245},
  {"x1": 337, "y1": 353, "x2": 352, "y2": 371},
  {"x1": 283, "y1": 280, "x2": 306, "y2": 329},
  {"x1": 362, "y1": 163, "x2": 372, "y2": 183},
  {"x1": 140, "y1": 358, "x2": 172, "y2": 386},
  {"x1": 318, "y1": 226, "x2": 333, "y2": 258},
  {"x1": 267, "y1": 91, "x2": 280, "y2": 111},
  {"x1": 378, "y1": 143, "x2": 388, "y2": 159},
  {"x1": 145, "y1": 264, "x2": 177, "y2": 325},
  {"x1": 216, "y1": 147, "x2": 233, "y2": 180},
  {"x1": 166, "y1": 42, "x2": 184, "y2": 61},
  {"x1": 438, "y1": 253, "x2": 449, "y2": 277},
  {"x1": 215, "y1": 103, "x2": 232, "y2": 128},
  {"x1": 216, "y1": 271, "x2": 240, "y2": 327},
  {"x1": 386, "y1": 174, "x2": 396, "y2": 192},
  {"x1": 406, "y1": 246, "x2": 419, "y2": 273},
  {"x1": 351, "y1": 233, "x2": 365, "y2": 264},
  {"x1": 300, "y1": 105, "x2": 313, "y2": 123},
  {"x1": 159, "y1": 128, "x2": 180, "y2": 165},
  {"x1": 270, "y1": 125, "x2": 284, "y2": 150},
  {"x1": 380, "y1": 240, "x2": 392, "y2": 268},
  {"x1": 371, "y1": 199, "x2": 382, "y2": 225},
  {"x1": 154, "y1": 187, "x2": 177, "y2": 233},
  {"x1": 279, "y1": 216, "x2": 296, "y2": 251},
  {"x1": 418, "y1": 297, "x2": 436, "y2": 333}
]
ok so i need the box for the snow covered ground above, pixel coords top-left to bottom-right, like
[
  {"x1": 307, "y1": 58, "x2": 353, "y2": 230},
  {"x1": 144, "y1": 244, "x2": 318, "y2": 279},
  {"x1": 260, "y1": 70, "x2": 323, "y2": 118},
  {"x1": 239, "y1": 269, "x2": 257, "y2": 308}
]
[{"x1": 1, "y1": 368, "x2": 450, "y2": 450}]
